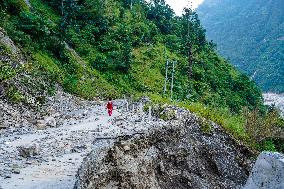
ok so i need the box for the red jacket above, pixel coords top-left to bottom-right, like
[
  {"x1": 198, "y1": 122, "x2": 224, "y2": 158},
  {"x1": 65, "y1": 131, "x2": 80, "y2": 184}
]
[{"x1": 107, "y1": 101, "x2": 113, "y2": 110}]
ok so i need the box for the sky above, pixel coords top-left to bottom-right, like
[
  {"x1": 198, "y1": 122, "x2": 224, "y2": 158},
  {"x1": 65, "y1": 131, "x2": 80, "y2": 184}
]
[{"x1": 165, "y1": 0, "x2": 204, "y2": 15}]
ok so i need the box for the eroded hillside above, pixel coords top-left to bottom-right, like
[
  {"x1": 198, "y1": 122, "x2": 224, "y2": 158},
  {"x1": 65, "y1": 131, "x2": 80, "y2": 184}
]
[{"x1": 74, "y1": 106, "x2": 254, "y2": 189}]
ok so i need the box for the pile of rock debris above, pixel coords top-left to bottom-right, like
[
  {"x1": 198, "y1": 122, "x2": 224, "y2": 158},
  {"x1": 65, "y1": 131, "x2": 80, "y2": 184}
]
[{"x1": 74, "y1": 106, "x2": 255, "y2": 189}]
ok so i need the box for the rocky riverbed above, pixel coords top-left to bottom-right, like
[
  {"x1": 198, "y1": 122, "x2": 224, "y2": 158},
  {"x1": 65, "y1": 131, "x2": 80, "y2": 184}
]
[{"x1": 263, "y1": 93, "x2": 284, "y2": 116}]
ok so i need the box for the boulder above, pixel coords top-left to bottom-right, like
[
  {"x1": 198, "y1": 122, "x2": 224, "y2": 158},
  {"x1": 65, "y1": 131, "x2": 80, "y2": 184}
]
[
  {"x1": 44, "y1": 116, "x2": 57, "y2": 127},
  {"x1": 36, "y1": 119, "x2": 46, "y2": 130},
  {"x1": 123, "y1": 145, "x2": 130, "y2": 152},
  {"x1": 74, "y1": 108, "x2": 254, "y2": 189},
  {"x1": 243, "y1": 152, "x2": 284, "y2": 189},
  {"x1": 17, "y1": 144, "x2": 40, "y2": 158}
]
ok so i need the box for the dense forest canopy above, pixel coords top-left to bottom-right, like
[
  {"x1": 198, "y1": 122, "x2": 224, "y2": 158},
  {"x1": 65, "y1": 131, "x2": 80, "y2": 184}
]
[{"x1": 197, "y1": 0, "x2": 284, "y2": 93}]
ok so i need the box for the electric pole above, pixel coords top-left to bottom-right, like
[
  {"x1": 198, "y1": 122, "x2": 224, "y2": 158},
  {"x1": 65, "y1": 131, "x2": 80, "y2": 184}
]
[
  {"x1": 130, "y1": 0, "x2": 133, "y2": 10},
  {"x1": 163, "y1": 59, "x2": 177, "y2": 99},
  {"x1": 164, "y1": 59, "x2": 169, "y2": 94},
  {"x1": 187, "y1": 1, "x2": 193, "y2": 80},
  {"x1": 170, "y1": 61, "x2": 176, "y2": 100}
]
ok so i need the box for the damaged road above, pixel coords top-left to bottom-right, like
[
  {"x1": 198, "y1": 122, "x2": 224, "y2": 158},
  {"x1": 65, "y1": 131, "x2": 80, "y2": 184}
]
[
  {"x1": 74, "y1": 106, "x2": 255, "y2": 189},
  {"x1": 0, "y1": 96, "x2": 168, "y2": 189}
]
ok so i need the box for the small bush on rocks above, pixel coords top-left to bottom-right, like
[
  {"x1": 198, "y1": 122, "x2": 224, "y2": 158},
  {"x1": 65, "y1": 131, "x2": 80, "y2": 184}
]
[
  {"x1": 4, "y1": 0, "x2": 29, "y2": 15},
  {"x1": 244, "y1": 107, "x2": 284, "y2": 152},
  {"x1": 5, "y1": 86, "x2": 24, "y2": 103},
  {"x1": 0, "y1": 64, "x2": 16, "y2": 81},
  {"x1": 200, "y1": 119, "x2": 213, "y2": 135}
]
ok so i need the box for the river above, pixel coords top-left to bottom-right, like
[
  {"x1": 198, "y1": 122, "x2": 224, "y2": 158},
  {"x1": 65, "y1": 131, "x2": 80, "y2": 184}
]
[{"x1": 263, "y1": 93, "x2": 284, "y2": 116}]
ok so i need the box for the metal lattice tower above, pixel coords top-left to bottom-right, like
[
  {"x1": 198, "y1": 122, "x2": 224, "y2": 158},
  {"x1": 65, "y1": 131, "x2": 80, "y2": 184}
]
[{"x1": 163, "y1": 59, "x2": 177, "y2": 100}]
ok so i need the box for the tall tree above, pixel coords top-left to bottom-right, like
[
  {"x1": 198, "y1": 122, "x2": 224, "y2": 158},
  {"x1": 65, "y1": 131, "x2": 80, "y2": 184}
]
[
  {"x1": 180, "y1": 8, "x2": 206, "y2": 80},
  {"x1": 146, "y1": 0, "x2": 174, "y2": 35}
]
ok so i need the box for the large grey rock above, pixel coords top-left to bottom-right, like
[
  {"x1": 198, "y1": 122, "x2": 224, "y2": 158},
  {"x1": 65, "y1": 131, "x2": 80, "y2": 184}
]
[
  {"x1": 17, "y1": 144, "x2": 40, "y2": 158},
  {"x1": 44, "y1": 116, "x2": 57, "y2": 127},
  {"x1": 243, "y1": 152, "x2": 284, "y2": 189},
  {"x1": 0, "y1": 27, "x2": 19, "y2": 55},
  {"x1": 74, "y1": 109, "x2": 254, "y2": 189}
]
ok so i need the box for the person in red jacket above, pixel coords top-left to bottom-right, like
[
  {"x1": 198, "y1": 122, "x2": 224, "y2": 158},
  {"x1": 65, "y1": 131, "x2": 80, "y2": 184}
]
[{"x1": 106, "y1": 98, "x2": 113, "y2": 116}]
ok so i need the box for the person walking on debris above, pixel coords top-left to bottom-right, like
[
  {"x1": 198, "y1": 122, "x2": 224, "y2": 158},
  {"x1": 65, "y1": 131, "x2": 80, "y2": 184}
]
[{"x1": 106, "y1": 98, "x2": 113, "y2": 116}]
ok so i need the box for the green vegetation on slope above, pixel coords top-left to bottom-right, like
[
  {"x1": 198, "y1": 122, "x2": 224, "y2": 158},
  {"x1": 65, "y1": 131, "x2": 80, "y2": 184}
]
[
  {"x1": 197, "y1": 0, "x2": 284, "y2": 92},
  {"x1": 0, "y1": 0, "x2": 282, "y2": 152}
]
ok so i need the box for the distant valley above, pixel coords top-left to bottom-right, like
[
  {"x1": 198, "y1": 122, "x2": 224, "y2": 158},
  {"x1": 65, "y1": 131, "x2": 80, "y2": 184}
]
[
  {"x1": 197, "y1": 0, "x2": 284, "y2": 93},
  {"x1": 263, "y1": 93, "x2": 284, "y2": 116}
]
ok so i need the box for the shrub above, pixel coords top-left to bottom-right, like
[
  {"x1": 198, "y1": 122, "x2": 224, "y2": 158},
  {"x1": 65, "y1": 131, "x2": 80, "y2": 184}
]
[
  {"x1": 0, "y1": 43, "x2": 12, "y2": 54},
  {"x1": 0, "y1": 64, "x2": 16, "y2": 81},
  {"x1": 32, "y1": 51, "x2": 63, "y2": 81},
  {"x1": 5, "y1": 0, "x2": 29, "y2": 15},
  {"x1": 200, "y1": 119, "x2": 213, "y2": 135},
  {"x1": 244, "y1": 108, "x2": 283, "y2": 143},
  {"x1": 260, "y1": 139, "x2": 277, "y2": 152},
  {"x1": 5, "y1": 86, "x2": 24, "y2": 103},
  {"x1": 18, "y1": 11, "x2": 55, "y2": 42}
]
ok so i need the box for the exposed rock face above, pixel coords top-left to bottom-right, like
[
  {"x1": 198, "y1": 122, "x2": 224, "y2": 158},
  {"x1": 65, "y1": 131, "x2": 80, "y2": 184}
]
[
  {"x1": 243, "y1": 152, "x2": 284, "y2": 189},
  {"x1": 0, "y1": 27, "x2": 22, "y2": 56},
  {"x1": 74, "y1": 109, "x2": 254, "y2": 189}
]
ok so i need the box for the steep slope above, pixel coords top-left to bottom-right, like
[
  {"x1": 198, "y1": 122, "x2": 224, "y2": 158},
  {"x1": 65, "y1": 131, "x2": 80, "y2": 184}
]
[
  {"x1": 3, "y1": 0, "x2": 283, "y2": 154},
  {"x1": 197, "y1": 0, "x2": 284, "y2": 92},
  {"x1": 0, "y1": 2, "x2": 283, "y2": 188},
  {"x1": 0, "y1": 0, "x2": 263, "y2": 113}
]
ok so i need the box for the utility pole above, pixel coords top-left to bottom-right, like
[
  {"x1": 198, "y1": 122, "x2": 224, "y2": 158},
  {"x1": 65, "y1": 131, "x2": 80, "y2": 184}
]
[
  {"x1": 130, "y1": 0, "x2": 133, "y2": 10},
  {"x1": 188, "y1": 42, "x2": 193, "y2": 79},
  {"x1": 163, "y1": 59, "x2": 177, "y2": 99},
  {"x1": 187, "y1": 1, "x2": 193, "y2": 80},
  {"x1": 163, "y1": 59, "x2": 169, "y2": 94},
  {"x1": 170, "y1": 61, "x2": 176, "y2": 100}
]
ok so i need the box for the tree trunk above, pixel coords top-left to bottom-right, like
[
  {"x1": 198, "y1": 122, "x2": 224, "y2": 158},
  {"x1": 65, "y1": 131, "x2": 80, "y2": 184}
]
[{"x1": 61, "y1": 0, "x2": 64, "y2": 16}]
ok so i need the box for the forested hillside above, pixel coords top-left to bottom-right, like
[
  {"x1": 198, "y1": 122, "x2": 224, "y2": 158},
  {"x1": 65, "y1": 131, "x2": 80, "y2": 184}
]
[
  {"x1": 197, "y1": 0, "x2": 284, "y2": 93},
  {"x1": 0, "y1": 0, "x2": 263, "y2": 112},
  {"x1": 2, "y1": 0, "x2": 284, "y2": 152}
]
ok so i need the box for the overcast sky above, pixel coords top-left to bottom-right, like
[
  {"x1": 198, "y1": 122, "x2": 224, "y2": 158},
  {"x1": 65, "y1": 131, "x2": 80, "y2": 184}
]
[{"x1": 165, "y1": 0, "x2": 204, "y2": 15}]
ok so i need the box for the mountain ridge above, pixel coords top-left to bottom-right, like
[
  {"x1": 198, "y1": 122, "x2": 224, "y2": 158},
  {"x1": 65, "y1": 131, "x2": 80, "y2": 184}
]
[{"x1": 197, "y1": 0, "x2": 284, "y2": 93}]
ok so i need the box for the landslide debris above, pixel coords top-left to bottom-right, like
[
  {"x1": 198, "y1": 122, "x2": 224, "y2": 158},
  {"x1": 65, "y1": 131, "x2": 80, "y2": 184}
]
[{"x1": 74, "y1": 106, "x2": 254, "y2": 189}]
